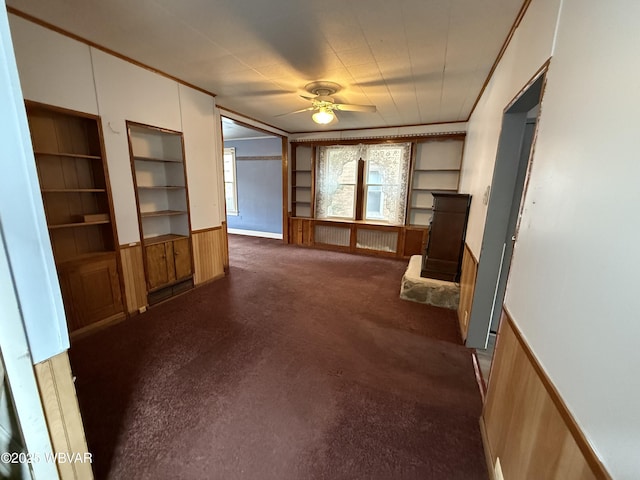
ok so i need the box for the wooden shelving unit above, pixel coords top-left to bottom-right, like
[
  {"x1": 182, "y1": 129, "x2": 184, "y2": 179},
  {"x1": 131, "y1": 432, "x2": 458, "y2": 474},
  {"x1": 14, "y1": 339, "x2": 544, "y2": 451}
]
[
  {"x1": 290, "y1": 144, "x2": 314, "y2": 218},
  {"x1": 26, "y1": 102, "x2": 125, "y2": 335},
  {"x1": 128, "y1": 122, "x2": 194, "y2": 305},
  {"x1": 407, "y1": 137, "x2": 465, "y2": 227}
]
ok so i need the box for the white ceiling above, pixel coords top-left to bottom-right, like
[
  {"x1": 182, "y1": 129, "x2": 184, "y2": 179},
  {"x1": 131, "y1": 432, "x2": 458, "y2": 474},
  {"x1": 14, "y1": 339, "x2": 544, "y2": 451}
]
[
  {"x1": 7, "y1": 0, "x2": 524, "y2": 133},
  {"x1": 221, "y1": 117, "x2": 276, "y2": 141}
]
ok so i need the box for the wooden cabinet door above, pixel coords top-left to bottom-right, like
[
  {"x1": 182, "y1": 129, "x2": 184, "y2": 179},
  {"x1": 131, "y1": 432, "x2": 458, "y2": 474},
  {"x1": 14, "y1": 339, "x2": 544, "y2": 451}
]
[
  {"x1": 145, "y1": 243, "x2": 170, "y2": 290},
  {"x1": 173, "y1": 238, "x2": 192, "y2": 280},
  {"x1": 59, "y1": 255, "x2": 124, "y2": 332}
]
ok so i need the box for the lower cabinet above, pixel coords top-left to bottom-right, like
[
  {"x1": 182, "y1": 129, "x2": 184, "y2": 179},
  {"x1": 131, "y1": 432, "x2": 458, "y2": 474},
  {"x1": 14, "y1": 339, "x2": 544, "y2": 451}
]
[
  {"x1": 57, "y1": 253, "x2": 125, "y2": 333},
  {"x1": 144, "y1": 237, "x2": 193, "y2": 292}
]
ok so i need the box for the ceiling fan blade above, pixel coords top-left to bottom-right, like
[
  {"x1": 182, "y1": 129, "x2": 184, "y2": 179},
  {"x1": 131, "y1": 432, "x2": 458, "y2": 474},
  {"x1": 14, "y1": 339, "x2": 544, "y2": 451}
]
[
  {"x1": 334, "y1": 103, "x2": 377, "y2": 113},
  {"x1": 300, "y1": 95, "x2": 317, "y2": 101},
  {"x1": 274, "y1": 106, "x2": 315, "y2": 117}
]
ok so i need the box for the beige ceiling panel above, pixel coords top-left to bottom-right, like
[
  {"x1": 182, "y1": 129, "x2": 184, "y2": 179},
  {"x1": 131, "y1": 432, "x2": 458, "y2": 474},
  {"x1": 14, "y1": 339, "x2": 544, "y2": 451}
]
[
  {"x1": 231, "y1": 48, "x2": 288, "y2": 69},
  {"x1": 8, "y1": 0, "x2": 525, "y2": 131},
  {"x1": 335, "y1": 47, "x2": 376, "y2": 67},
  {"x1": 255, "y1": 63, "x2": 301, "y2": 81}
]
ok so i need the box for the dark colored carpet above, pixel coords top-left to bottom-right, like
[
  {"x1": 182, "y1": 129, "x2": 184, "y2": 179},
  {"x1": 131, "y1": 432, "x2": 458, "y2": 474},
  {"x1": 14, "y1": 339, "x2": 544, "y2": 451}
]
[{"x1": 70, "y1": 235, "x2": 488, "y2": 480}]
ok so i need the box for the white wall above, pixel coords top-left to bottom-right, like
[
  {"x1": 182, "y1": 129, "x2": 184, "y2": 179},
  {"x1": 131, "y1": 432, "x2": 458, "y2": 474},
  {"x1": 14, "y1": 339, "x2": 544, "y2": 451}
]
[
  {"x1": 459, "y1": 0, "x2": 561, "y2": 254},
  {"x1": 504, "y1": 0, "x2": 640, "y2": 477},
  {"x1": 9, "y1": 15, "x2": 98, "y2": 116},
  {"x1": 461, "y1": 0, "x2": 640, "y2": 477},
  {"x1": 8, "y1": 14, "x2": 223, "y2": 246},
  {"x1": 180, "y1": 85, "x2": 222, "y2": 230},
  {"x1": 91, "y1": 48, "x2": 183, "y2": 243}
]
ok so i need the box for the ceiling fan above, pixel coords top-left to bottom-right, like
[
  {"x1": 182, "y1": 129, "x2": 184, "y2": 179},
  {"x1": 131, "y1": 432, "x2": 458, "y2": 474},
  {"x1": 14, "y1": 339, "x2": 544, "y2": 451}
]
[{"x1": 277, "y1": 81, "x2": 376, "y2": 124}]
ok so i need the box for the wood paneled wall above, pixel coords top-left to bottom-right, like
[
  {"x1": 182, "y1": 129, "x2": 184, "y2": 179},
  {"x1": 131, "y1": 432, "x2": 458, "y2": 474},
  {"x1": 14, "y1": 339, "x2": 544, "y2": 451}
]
[
  {"x1": 192, "y1": 225, "x2": 226, "y2": 285},
  {"x1": 482, "y1": 309, "x2": 610, "y2": 479},
  {"x1": 34, "y1": 351, "x2": 93, "y2": 480},
  {"x1": 289, "y1": 217, "x2": 314, "y2": 246},
  {"x1": 119, "y1": 243, "x2": 147, "y2": 314},
  {"x1": 288, "y1": 216, "x2": 428, "y2": 259},
  {"x1": 457, "y1": 243, "x2": 478, "y2": 340}
]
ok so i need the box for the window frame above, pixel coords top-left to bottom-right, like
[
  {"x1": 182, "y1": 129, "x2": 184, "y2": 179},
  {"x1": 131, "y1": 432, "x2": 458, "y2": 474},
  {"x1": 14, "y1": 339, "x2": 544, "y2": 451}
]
[
  {"x1": 315, "y1": 142, "x2": 411, "y2": 225},
  {"x1": 223, "y1": 147, "x2": 238, "y2": 215}
]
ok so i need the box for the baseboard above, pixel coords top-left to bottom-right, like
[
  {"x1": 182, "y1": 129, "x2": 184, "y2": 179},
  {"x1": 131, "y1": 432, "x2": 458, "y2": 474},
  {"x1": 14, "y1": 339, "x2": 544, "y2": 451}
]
[
  {"x1": 479, "y1": 417, "x2": 495, "y2": 480},
  {"x1": 227, "y1": 228, "x2": 283, "y2": 239},
  {"x1": 471, "y1": 351, "x2": 486, "y2": 402}
]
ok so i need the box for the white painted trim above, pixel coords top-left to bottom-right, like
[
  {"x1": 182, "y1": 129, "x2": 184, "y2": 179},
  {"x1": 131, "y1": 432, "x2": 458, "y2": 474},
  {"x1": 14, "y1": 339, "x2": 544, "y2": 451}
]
[
  {"x1": 0, "y1": 225, "x2": 58, "y2": 480},
  {"x1": 0, "y1": 4, "x2": 68, "y2": 364},
  {"x1": 217, "y1": 107, "x2": 288, "y2": 138},
  {"x1": 227, "y1": 228, "x2": 283, "y2": 240},
  {"x1": 0, "y1": 7, "x2": 63, "y2": 476},
  {"x1": 227, "y1": 135, "x2": 278, "y2": 141}
]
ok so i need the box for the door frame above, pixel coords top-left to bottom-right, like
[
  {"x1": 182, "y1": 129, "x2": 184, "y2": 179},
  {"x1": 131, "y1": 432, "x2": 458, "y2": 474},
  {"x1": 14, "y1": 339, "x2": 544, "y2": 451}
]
[
  {"x1": 218, "y1": 114, "x2": 289, "y2": 242},
  {"x1": 466, "y1": 62, "x2": 549, "y2": 349}
]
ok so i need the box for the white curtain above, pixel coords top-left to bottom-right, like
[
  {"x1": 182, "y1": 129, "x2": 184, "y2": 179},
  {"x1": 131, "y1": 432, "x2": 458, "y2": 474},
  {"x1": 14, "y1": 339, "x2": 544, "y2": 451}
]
[
  {"x1": 315, "y1": 143, "x2": 411, "y2": 225},
  {"x1": 315, "y1": 145, "x2": 361, "y2": 220}
]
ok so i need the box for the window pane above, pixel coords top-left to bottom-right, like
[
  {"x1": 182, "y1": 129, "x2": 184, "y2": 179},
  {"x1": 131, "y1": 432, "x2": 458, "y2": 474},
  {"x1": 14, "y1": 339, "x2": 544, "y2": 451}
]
[
  {"x1": 365, "y1": 186, "x2": 401, "y2": 222},
  {"x1": 223, "y1": 154, "x2": 234, "y2": 182},
  {"x1": 364, "y1": 144, "x2": 411, "y2": 225},
  {"x1": 224, "y1": 182, "x2": 236, "y2": 212},
  {"x1": 366, "y1": 186, "x2": 384, "y2": 219}
]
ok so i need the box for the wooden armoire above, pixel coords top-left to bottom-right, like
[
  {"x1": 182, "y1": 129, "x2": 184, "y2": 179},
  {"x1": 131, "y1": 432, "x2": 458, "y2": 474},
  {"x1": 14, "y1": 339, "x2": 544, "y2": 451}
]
[{"x1": 421, "y1": 193, "x2": 471, "y2": 282}]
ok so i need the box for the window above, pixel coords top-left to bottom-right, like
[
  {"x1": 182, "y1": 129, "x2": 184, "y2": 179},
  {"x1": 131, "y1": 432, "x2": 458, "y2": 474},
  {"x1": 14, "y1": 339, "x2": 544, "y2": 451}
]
[
  {"x1": 223, "y1": 147, "x2": 238, "y2": 215},
  {"x1": 315, "y1": 145, "x2": 359, "y2": 219},
  {"x1": 365, "y1": 167, "x2": 384, "y2": 220},
  {"x1": 315, "y1": 143, "x2": 411, "y2": 225}
]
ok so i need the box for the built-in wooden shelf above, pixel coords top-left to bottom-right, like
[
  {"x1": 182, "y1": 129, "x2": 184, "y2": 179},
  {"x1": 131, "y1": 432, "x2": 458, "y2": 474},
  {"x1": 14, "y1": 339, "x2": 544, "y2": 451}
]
[
  {"x1": 42, "y1": 188, "x2": 106, "y2": 193},
  {"x1": 48, "y1": 220, "x2": 111, "y2": 229},
  {"x1": 57, "y1": 250, "x2": 117, "y2": 265},
  {"x1": 140, "y1": 210, "x2": 187, "y2": 218},
  {"x1": 293, "y1": 186, "x2": 311, "y2": 189},
  {"x1": 137, "y1": 185, "x2": 185, "y2": 190},
  {"x1": 34, "y1": 151, "x2": 101, "y2": 160},
  {"x1": 292, "y1": 201, "x2": 311, "y2": 205},
  {"x1": 133, "y1": 155, "x2": 183, "y2": 164},
  {"x1": 411, "y1": 188, "x2": 457, "y2": 192},
  {"x1": 413, "y1": 168, "x2": 460, "y2": 172},
  {"x1": 410, "y1": 206, "x2": 433, "y2": 211},
  {"x1": 143, "y1": 233, "x2": 189, "y2": 246},
  {"x1": 28, "y1": 102, "x2": 124, "y2": 335}
]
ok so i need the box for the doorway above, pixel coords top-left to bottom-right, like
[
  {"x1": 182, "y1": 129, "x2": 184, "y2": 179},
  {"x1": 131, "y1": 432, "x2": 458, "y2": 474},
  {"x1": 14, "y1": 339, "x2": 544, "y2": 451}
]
[
  {"x1": 465, "y1": 70, "x2": 547, "y2": 382},
  {"x1": 220, "y1": 117, "x2": 285, "y2": 240}
]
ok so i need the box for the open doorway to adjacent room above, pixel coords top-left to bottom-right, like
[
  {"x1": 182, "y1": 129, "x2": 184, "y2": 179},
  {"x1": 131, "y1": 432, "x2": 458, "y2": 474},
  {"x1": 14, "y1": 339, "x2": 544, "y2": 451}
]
[
  {"x1": 220, "y1": 117, "x2": 285, "y2": 241},
  {"x1": 466, "y1": 68, "x2": 547, "y2": 388}
]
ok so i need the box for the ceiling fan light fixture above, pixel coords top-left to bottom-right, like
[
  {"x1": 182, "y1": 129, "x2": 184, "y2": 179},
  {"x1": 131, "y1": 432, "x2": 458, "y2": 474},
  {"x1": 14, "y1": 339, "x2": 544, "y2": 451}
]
[{"x1": 312, "y1": 108, "x2": 335, "y2": 124}]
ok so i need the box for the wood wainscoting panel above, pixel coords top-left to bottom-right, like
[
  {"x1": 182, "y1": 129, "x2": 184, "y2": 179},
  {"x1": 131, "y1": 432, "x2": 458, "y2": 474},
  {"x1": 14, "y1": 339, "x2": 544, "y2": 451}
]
[
  {"x1": 34, "y1": 351, "x2": 93, "y2": 480},
  {"x1": 119, "y1": 244, "x2": 147, "y2": 314},
  {"x1": 222, "y1": 221, "x2": 229, "y2": 273},
  {"x1": 457, "y1": 244, "x2": 478, "y2": 340},
  {"x1": 192, "y1": 226, "x2": 226, "y2": 285},
  {"x1": 289, "y1": 217, "x2": 314, "y2": 246},
  {"x1": 482, "y1": 309, "x2": 610, "y2": 480},
  {"x1": 401, "y1": 227, "x2": 429, "y2": 258}
]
